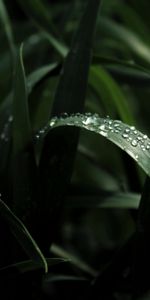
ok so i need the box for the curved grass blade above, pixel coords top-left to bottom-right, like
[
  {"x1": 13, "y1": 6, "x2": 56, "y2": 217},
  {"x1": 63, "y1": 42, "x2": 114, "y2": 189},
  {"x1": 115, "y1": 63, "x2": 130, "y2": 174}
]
[
  {"x1": 99, "y1": 17, "x2": 150, "y2": 65},
  {"x1": 114, "y1": 2, "x2": 150, "y2": 44},
  {"x1": 92, "y1": 56, "x2": 150, "y2": 86},
  {"x1": 27, "y1": 62, "x2": 59, "y2": 94},
  {"x1": 0, "y1": 198, "x2": 48, "y2": 273},
  {"x1": 0, "y1": 258, "x2": 68, "y2": 274},
  {"x1": 38, "y1": 113, "x2": 150, "y2": 177},
  {"x1": 17, "y1": 0, "x2": 68, "y2": 57},
  {"x1": 65, "y1": 192, "x2": 140, "y2": 209},
  {"x1": 51, "y1": 244, "x2": 97, "y2": 277}
]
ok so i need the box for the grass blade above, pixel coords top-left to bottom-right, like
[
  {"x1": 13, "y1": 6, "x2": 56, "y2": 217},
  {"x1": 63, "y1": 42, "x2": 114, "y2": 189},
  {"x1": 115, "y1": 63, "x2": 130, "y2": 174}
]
[
  {"x1": 38, "y1": 0, "x2": 103, "y2": 249},
  {"x1": 89, "y1": 65, "x2": 134, "y2": 124},
  {"x1": 13, "y1": 44, "x2": 32, "y2": 154},
  {"x1": 0, "y1": 62, "x2": 59, "y2": 130},
  {"x1": 99, "y1": 17, "x2": 150, "y2": 65},
  {"x1": 92, "y1": 56, "x2": 150, "y2": 86},
  {"x1": 52, "y1": 0, "x2": 102, "y2": 115},
  {"x1": 65, "y1": 192, "x2": 140, "y2": 209},
  {"x1": 0, "y1": 198, "x2": 48, "y2": 273},
  {"x1": 0, "y1": 258, "x2": 67, "y2": 274},
  {"x1": 51, "y1": 244, "x2": 97, "y2": 277}
]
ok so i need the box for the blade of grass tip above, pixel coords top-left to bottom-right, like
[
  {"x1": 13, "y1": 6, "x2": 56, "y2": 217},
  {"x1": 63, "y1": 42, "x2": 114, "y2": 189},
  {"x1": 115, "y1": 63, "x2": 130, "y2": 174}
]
[
  {"x1": 0, "y1": 197, "x2": 48, "y2": 273},
  {"x1": 13, "y1": 44, "x2": 32, "y2": 154},
  {"x1": 132, "y1": 176, "x2": 150, "y2": 298},
  {"x1": 0, "y1": 0, "x2": 15, "y2": 63},
  {"x1": 38, "y1": 0, "x2": 103, "y2": 249},
  {"x1": 52, "y1": 0, "x2": 103, "y2": 115},
  {"x1": 12, "y1": 44, "x2": 38, "y2": 236}
]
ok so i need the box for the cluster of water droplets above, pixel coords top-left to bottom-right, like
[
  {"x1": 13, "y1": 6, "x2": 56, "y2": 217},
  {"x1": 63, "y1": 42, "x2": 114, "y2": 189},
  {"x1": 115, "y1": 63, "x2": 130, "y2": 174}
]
[{"x1": 48, "y1": 112, "x2": 150, "y2": 157}]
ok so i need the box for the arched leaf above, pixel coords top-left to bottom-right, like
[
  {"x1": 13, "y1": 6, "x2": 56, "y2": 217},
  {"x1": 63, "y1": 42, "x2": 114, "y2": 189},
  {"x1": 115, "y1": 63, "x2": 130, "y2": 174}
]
[{"x1": 37, "y1": 113, "x2": 150, "y2": 177}]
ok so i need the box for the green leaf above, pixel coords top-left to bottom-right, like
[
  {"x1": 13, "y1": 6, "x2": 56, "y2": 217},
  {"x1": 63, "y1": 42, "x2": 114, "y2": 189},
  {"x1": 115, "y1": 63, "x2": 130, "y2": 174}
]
[
  {"x1": 13, "y1": 44, "x2": 32, "y2": 154},
  {"x1": 0, "y1": 198, "x2": 48, "y2": 273},
  {"x1": 38, "y1": 0, "x2": 103, "y2": 249},
  {"x1": 38, "y1": 113, "x2": 150, "y2": 177},
  {"x1": 65, "y1": 192, "x2": 140, "y2": 209},
  {"x1": 52, "y1": 0, "x2": 102, "y2": 115}
]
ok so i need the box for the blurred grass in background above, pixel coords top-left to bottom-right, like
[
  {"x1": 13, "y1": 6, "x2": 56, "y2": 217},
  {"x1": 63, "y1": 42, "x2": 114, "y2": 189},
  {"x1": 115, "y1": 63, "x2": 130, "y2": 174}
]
[{"x1": 0, "y1": 0, "x2": 150, "y2": 299}]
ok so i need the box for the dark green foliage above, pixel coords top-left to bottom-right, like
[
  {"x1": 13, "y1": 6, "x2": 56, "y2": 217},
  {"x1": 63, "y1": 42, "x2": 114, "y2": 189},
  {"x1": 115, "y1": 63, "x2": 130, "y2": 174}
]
[{"x1": 0, "y1": 0, "x2": 150, "y2": 299}]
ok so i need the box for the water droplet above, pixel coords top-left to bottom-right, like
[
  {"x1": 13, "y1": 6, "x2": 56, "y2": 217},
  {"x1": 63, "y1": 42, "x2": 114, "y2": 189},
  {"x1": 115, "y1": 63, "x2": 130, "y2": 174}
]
[
  {"x1": 146, "y1": 145, "x2": 150, "y2": 150},
  {"x1": 99, "y1": 124, "x2": 105, "y2": 131},
  {"x1": 141, "y1": 144, "x2": 146, "y2": 151},
  {"x1": 130, "y1": 126, "x2": 135, "y2": 130},
  {"x1": 49, "y1": 118, "x2": 57, "y2": 127},
  {"x1": 137, "y1": 136, "x2": 142, "y2": 141},
  {"x1": 100, "y1": 131, "x2": 108, "y2": 137},
  {"x1": 125, "y1": 128, "x2": 130, "y2": 133},
  {"x1": 113, "y1": 123, "x2": 120, "y2": 127},
  {"x1": 82, "y1": 117, "x2": 93, "y2": 125},
  {"x1": 85, "y1": 112, "x2": 92, "y2": 117},
  {"x1": 135, "y1": 155, "x2": 139, "y2": 160},
  {"x1": 131, "y1": 139, "x2": 138, "y2": 147},
  {"x1": 143, "y1": 135, "x2": 148, "y2": 139},
  {"x1": 122, "y1": 133, "x2": 129, "y2": 139},
  {"x1": 62, "y1": 112, "x2": 68, "y2": 118}
]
